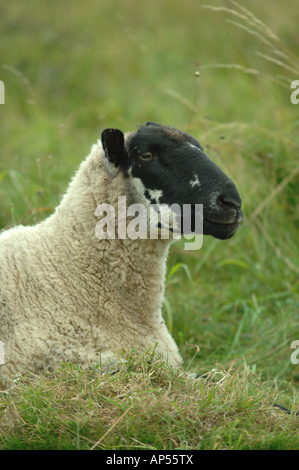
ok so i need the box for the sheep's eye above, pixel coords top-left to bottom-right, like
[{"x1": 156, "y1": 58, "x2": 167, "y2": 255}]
[{"x1": 139, "y1": 152, "x2": 154, "y2": 161}]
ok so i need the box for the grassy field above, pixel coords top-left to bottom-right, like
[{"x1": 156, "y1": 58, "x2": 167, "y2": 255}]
[{"x1": 0, "y1": 0, "x2": 298, "y2": 450}]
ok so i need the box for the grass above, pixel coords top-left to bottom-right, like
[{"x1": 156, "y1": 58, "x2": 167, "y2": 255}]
[
  {"x1": 0, "y1": 352, "x2": 298, "y2": 450},
  {"x1": 0, "y1": 0, "x2": 299, "y2": 450}
]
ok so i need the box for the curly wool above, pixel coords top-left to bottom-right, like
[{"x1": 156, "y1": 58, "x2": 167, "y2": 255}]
[{"x1": 0, "y1": 140, "x2": 182, "y2": 381}]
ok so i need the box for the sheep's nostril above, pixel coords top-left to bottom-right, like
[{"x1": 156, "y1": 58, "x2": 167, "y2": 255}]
[{"x1": 217, "y1": 193, "x2": 242, "y2": 210}]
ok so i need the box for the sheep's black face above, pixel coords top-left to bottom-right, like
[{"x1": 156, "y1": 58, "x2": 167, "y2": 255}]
[{"x1": 101, "y1": 123, "x2": 243, "y2": 240}]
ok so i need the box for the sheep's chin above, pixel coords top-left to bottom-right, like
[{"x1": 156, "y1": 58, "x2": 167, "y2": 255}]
[{"x1": 203, "y1": 218, "x2": 241, "y2": 240}]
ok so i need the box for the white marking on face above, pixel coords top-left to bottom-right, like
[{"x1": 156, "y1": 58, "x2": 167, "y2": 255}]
[
  {"x1": 128, "y1": 171, "x2": 164, "y2": 206},
  {"x1": 146, "y1": 189, "x2": 164, "y2": 205},
  {"x1": 128, "y1": 175, "x2": 178, "y2": 235},
  {"x1": 188, "y1": 142, "x2": 198, "y2": 150},
  {"x1": 189, "y1": 173, "x2": 201, "y2": 189}
]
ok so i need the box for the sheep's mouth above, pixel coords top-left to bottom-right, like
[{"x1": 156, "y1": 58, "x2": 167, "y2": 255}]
[
  {"x1": 203, "y1": 210, "x2": 244, "y2": 240},
  {"x1": 164, "y1": 210, "x2": 243, "y2": 240}
]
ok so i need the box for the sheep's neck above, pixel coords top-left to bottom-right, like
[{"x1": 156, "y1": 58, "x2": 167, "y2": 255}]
[{"x1": 43, "y1": 146, "x2": 171, "y2": 322}]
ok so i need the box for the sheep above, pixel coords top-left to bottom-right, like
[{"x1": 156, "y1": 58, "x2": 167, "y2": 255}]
[{"x1": 0, "y1": 122, "x2": 243, "y2": 383}]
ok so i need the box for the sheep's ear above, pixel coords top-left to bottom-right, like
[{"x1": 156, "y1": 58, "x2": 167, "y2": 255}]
[{"x1": 101, "y1": 128, "x2": 125, "y2": 172}]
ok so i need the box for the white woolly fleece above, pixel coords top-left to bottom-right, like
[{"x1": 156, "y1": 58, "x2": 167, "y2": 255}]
[{"x1": 0, "y1": 141, "x2": 182, "y2": 382}]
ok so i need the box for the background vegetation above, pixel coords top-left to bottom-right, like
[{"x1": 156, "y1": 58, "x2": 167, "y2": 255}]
[{"x1": 0, "y1": 0, "x2": 298, "y2": 450}]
